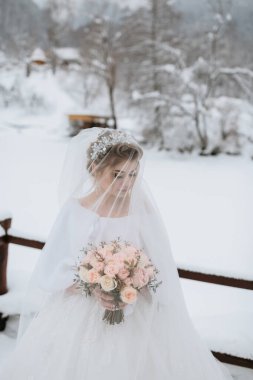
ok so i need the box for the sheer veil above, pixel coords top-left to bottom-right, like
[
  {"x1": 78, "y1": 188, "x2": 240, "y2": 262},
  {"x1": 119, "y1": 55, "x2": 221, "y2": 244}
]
[{"x1": 15, "y1": 127, "x2": 232, "y2": 380}]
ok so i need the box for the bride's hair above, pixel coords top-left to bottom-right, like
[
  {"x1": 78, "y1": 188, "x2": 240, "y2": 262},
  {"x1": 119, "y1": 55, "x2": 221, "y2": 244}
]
[{"x1": 86, "y1": 131, "x2": 143, "y2": 173}]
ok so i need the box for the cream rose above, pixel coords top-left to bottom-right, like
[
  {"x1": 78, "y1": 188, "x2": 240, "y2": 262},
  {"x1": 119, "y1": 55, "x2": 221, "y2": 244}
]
[
  {"x1": 78, "y1": 266, "x2": 89, "y2": 282},
  {"x1": 100, "y1": 275, "x2": 117, "y2": 292},
  {"x1": 138, "y1": 254, "x2": 151, "y2": 268},
  {"x1": 120, "y1": 286, "x2": 137, "y2": 304}
]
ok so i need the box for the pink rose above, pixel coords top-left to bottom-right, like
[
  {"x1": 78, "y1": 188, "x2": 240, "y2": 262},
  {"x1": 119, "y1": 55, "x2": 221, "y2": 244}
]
[
  {"x1": 117, "y1": 268, "x2": 130, "y2": 280},
  {"x1": 104, "y1": 262, "x2": 120, "y2": 278},
  {"x1": 132, "y1": 268, "x2": 150, "y2": 289},
  {"x1": 87, "y1": 269, "x2": 101, "y2": 284},
  {"x1": 120, "y1": 286, "x2": 137, "y2": 304},
  {"x1": 113, "y1": 252, "x2": 125, "y2": 263},
  {"x1": 97, "y1": 245, "x2": 114, "y2": 259},
  {"x1": 124, "y1": 253, "x2": 138, "y2": 267}
]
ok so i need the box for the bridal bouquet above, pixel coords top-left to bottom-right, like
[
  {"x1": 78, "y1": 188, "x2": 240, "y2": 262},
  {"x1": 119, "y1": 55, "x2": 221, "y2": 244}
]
[{"x1": 74, "y1": 238, "x2": 161, "y2": 325}]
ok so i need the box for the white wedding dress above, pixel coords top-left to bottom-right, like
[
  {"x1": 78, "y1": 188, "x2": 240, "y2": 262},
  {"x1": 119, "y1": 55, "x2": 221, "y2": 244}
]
[{"x1": 0, "y1": 198, "x2": 233, "y2": 380}]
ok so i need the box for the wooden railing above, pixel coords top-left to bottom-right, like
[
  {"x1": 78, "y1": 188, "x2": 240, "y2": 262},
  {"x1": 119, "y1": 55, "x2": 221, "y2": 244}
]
[{"x1": 0, "y1": 217, "x2": 252, "y2": 369}]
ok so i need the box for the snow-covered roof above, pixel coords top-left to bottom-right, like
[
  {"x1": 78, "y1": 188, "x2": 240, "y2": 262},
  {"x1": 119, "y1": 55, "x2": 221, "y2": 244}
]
[
  {"x1": 30, "y1": 48, "x2": 47, "y2": 62},
  {"x1": 52, "y1": 47, "x2": 81, "y2": 62}
]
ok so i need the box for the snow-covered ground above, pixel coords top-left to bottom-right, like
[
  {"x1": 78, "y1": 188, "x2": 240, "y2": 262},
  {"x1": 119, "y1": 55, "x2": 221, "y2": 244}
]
[{"x1": 0, "y1": 127, "x2": 253, "y2": 378}]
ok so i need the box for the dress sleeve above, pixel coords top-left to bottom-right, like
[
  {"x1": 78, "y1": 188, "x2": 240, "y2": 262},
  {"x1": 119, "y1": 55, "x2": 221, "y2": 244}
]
[{"x1": 32, "y1": 199, "x2": 97, "y2": 292}]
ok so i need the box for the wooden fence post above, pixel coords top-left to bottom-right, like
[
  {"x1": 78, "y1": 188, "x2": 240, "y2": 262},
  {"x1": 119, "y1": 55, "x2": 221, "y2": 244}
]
[{"x1": 0, "y1": 218, "x2": 12, "y2": 295}]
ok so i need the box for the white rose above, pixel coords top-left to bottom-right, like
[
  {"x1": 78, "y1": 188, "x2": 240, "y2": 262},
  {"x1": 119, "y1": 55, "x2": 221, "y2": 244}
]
[
  {"x1": 138, "y1": 254, "x2": 151, "y2": 269},
  {"x1": 79, "y1": 266, "x2": 89, "y2": 282},
  {"x1": 100, "y1": 275, "x2": 117, "y2": 292}
]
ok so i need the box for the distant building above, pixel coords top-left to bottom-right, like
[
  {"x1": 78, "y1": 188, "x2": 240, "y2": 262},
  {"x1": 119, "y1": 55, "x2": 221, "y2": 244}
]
[
  {"x1": 26, "y1": 48, "x2": 48, "y2": 76},
  {"x1": 25, "y1": 47, "x2": 82, "y2": 76},
  {"x1": 29, "y1": 48, "x2": 47, "y2": 65},
  {"x1": 51, "y1": 47, "x2": 82, "y2": 72}
]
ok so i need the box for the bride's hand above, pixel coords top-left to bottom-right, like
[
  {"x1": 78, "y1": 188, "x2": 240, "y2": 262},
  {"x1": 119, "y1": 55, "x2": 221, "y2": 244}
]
[{"x1": 92, "y1": 287, "x2": 126, "y2": 311}]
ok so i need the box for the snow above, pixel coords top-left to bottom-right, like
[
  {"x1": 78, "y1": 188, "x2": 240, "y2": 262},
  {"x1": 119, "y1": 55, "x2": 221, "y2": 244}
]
[
  {"x1": 181, "y1": 279, "x2": 253, "y2": 360},
  {"x1": 193, "y1": 312, "x2": 253, "y2": 359},
  {"x1": 178, "y1": 262, "x2": 253, "y2": 282},
  {"x1": 0, "y1": 270, "x2": 31, "y2": 316},
  {"x1": 156, "y1": 63, "x2": 176, "y2": 74},
  {"x1": 0, "y1": 211, "x2": 12, "y2": 220},
  {"x1": 8, "y1": 228, "x2": 46, "y2": 243},
  {"x1": 219, "y1": 67, "x2": 253, "y2": 79}
]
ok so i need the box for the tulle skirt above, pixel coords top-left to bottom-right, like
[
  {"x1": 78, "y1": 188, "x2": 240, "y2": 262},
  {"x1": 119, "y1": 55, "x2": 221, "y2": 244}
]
[{"x1": 0, "y1": 289, "x2": 233, "y2": 380}]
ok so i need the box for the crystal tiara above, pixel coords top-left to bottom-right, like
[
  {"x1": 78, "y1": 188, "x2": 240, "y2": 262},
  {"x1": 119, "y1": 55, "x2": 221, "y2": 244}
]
[{"x1": 90, "y1": 130, "x2": 137, "y2": 161}]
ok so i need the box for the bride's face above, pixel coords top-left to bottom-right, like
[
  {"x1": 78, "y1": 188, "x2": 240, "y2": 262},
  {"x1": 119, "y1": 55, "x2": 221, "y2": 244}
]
[{"x1": 95, "y1": 159, "x2": 139, "y2": 198}]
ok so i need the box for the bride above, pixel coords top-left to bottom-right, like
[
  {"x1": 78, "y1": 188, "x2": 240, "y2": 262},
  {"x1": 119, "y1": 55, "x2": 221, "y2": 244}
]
[{"x1": 0, "y1": 127, "x2": 233, "y2": 379}]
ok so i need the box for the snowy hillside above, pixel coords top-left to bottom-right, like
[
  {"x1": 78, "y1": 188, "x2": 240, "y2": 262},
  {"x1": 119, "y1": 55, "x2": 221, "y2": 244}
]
[{"x1": 0, "y1": 66, "x2": 253, "y2": 156}]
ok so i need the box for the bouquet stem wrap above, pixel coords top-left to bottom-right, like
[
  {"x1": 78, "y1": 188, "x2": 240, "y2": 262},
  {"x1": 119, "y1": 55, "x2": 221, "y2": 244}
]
[{"x1": 103, "y1": 309, "x2": 124, "y2": 325}]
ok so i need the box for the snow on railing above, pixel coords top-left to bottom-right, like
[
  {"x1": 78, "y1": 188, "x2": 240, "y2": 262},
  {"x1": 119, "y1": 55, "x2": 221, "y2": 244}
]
[
  {"x1": 8, "y1": 227, "x2": 46, "y2": 244},
  {"x1": 0, "y1": 211, "x2": 13, "y2": 221},
  {"x1": 178, "y1": 261, "x2": 253, "y2": 282}
]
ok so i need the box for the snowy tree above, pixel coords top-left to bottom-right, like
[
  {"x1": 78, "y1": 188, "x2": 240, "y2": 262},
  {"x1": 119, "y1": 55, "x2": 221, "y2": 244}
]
[
  {"x1": 80, "y1": 14, "x2": 122, "y2": 129},
  {"x1": 206, "y1": 0, "x2": 234, "y2": 67},
  {"x1": 166, "y1": 0, "x2": 253, "y2": 154},
  {"x1": 45, "y1": 0, "x2": 74, "y2": 47},
  {"x1": 117, "y1": 0, "x2": 183, "y2": 147},
  {"x1": 0, "y1": 0, "x2": 44, "y2": 59}
]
